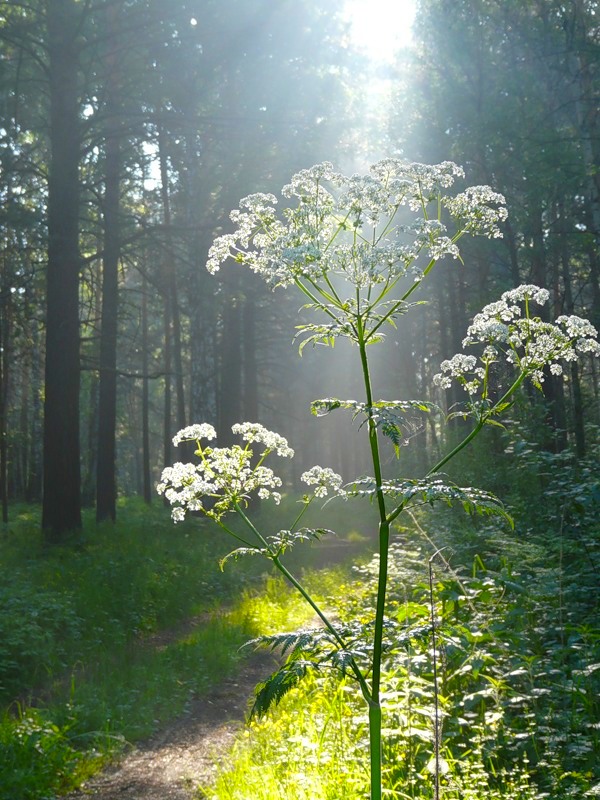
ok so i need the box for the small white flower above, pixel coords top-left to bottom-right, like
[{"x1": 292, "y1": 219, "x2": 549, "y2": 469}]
[
  {"x1": 172, "y1": 507, "x2": 186, "y2": 523},
  {"x1": 301, "y1": 465, "x2": 344, "y2": 498},
  {"x1": 205, "y1": 160, "x2": 508, "y2": 298},
  {"x1": 159, "y1": 424, "x2": 295, "y2": 520},
  {"x1": 501, "y1": 285, "x2": 549, "y2": 306},
  {"x1": 438, "y1": 284, "x2": 600, "y2": 399},
  {"x1": 172, "y1": 424, "x2": 217, "y2": 447},
  {"x1": 231, "y1": 422, "x2": 294, "y2": 457}
]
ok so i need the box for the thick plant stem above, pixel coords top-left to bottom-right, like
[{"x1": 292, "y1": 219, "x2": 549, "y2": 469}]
[
  {"x1": 369, "y1": 702, "x2": 383, "y2": 800},
  {"x1": 357, "y1": 327, "x2": 388, "y2": 800}
]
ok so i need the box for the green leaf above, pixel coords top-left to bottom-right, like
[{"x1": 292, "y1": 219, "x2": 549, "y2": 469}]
[
  {"x1": 311, "y1": 398, "x2": 342, "y2": 417},
  {"x1": 311, "y1": 398, "x2": 437, "y2": 454},
  {"x1": 348, "y1": 476, "x2": 513, "y2": 527},
  {"x1": 247, "y1": 628, "x2": 328, "y2": 657},
  {"x1": 219, "y1": 547, "x2": 262, "y2": 570},
  {"x1": 250, "y1": 659, "x2": 315, "y2": 718},
  {"x1": 268, "y1": 527, "x2": 335, "y2": 555}
]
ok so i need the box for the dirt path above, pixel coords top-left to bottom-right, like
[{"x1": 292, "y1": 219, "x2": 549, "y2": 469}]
[{"x1": 67, "y1": 652, "x2": 277, "y2": 800}]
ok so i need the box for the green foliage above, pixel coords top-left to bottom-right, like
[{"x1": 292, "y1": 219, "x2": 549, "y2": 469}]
[
  {"x1": 311, "y1": 398, "x2": 437, "y2": 457},
  {"x1": 209, "y1": 518, "x2": 599, "y2": 799},
  {"x1": 0, "y1": 708, "x2": 103, "y2": 800},
  {"x1": 346, "y1": 475, "x2": 513, "y2": 526},
  {"x1": 0, "y1": 582, "x2": 82, "y2": 698},
  {"x1": 220, "y1": 527, "x2": 336, "y2": 567},
  {"x1": 0, "y1": 500, "x2": 359, "y2": 799}
]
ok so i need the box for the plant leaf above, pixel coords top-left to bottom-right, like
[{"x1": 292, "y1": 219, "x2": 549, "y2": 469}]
[{"x1": 250, "y1": 659, "x2": 316, "y2": 718}]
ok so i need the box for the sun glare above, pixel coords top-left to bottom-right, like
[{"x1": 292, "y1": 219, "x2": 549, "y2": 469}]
[{"x1": 345, "y1": 0, "x2": 416, "y2": 63}]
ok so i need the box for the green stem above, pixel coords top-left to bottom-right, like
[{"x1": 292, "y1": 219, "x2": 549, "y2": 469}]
[
  {"x1": 357, "y1": 321, "x2": 388, "y2": 800},
  {"x1": 428, "y1": 370, "x2": 527, "y2": 476},
  {"x1": 289, "y1": 495, "x2": 313, "y2": 533},
  {"x1": 369, "y1": 702, "x2": 383, "y2": 800},
  {"x1": 213, "y1": 517, "x2": 259, "y2": 549},
  {"x1": 234, "y1": 503, "x2": 371, "y2": 701},
  {"x1": 386, "y1": 369, "x2": 528, "y2": 526}
]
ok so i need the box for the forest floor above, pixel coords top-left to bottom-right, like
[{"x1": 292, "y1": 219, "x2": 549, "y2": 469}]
[{"x1": 66, "y1": 651, "x2": 277, "y2": 800}]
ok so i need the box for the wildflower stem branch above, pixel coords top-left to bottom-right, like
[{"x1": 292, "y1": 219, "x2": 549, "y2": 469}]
[{"x1": 234, "y1": 502, "x2": 371, "y2": 701}]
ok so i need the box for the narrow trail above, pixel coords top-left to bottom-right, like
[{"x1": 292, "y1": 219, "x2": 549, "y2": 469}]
[{"x1": 67, "y1": 652, "x2": 277, "y2": 800}]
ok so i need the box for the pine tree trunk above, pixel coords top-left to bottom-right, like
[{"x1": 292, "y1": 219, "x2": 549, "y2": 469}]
[
  {"x1": 96, "y1": 3, "x2": 122, "y2": 523},
  {"x1": 42, "y1": 0, "x2": 82, "y2": 541},
  {"x1": 218, "y1": 271, "x2": 242, "y2": 444},
  {"x1": 141, "y1": 276, "x2": 152, "y2": 504},
  {"x1": 0, "y1": 289, "x2": 9, "y2": 523}
]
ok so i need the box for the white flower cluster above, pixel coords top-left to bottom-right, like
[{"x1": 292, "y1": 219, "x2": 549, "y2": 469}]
[
  {"x1": 433, "y1": 354, "x2": 485, "y2": 395},
  {"x1": 156, "y1": 462, "x2": 215, "y2": 522},
  {"x1": 433, "y1": 284, "x2": 600, "y2": 395},
  {"x1": 206, "y1": 159, "x2": 508, "y2": 294},
  {"x1": 231, "y1": 422, "x2": 294, "y2": 457},
  {"x1": 158, "y1": 422, "x2": 293, "y2": 522},
  {"x1": 300, "y1": 466, "x2": 345, "y2": 498},
  {"x1": 443, "y1": 186, "x2": 508, "y2": 238},
  {"x1": 172, "y1": 423, "x2": 217, "y2": 447}
]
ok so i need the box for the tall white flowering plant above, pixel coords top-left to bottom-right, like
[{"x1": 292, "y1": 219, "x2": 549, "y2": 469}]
[{"x1": 158, "y1": 160, "x2": 600, "y2": 799}]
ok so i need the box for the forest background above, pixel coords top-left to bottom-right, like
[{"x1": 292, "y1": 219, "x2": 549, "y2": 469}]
[
  {"x1": 0, "y1": 2, "x2": 599, "y2": 799},
  {"x1": 0, "y1": 0, "x2": 598, "y2": 536}
]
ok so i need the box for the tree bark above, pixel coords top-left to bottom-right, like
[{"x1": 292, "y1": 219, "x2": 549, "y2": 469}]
[
  {"x1": 158, "y1": 124, "x2": 186, "y2": 434},
  {"x1": 96, "y1": 2, "x2": 122, "y2": 523},
  {"x1": 42, "y1": 0, "x2": 82, "y2": 541},
  {"x1": 0, "y1": 288, "x2": 10, "y2": 523},
  {"x1": 141, "y1": 275, "x2": 152, "y2": 504},
  {"x1": 218, "y1": 270, "x2": 242, "y2": 444}
]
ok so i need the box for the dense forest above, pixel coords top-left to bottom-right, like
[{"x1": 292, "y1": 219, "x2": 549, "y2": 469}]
[
  {"x1": 0, "y1": 1, "x2": 599, "y2": 799},
  {"x1": 0, "y1": 0, "x2": 598, "y2": 536}
]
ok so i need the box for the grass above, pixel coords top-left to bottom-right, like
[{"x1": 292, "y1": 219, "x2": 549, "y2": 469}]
[{"x1": 0, "y1": 496, "x2": 369, "y2": 800}]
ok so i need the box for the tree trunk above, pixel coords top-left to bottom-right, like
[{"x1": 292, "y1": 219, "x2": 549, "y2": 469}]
[
  {"x1": 158, "y1": 125, "x2": 186, "y2": 434},
  {"x1": 0, "y1": 289, "x2": 10, "y2": 523},
  {"x1": 96, "y1": 2, "x2": 122, "y2": 523},
  {"x1": 141, "y1": 276, "x2": 152, "y2": 504},
  {"x1": 42, "y1": 0, "x2": 82, "y2": 541},
  {"x1": 242, "y1": 288, "x2": 258, "y2": 422},
  {"x1": 218, "y1": 271, "x2": 242, "y2": 444},
  {"x1": 559, "y1": 199, "x2": 586, "y2": 456}
]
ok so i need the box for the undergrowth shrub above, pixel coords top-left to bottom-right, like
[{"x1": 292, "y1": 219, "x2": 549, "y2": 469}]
[
  {"x1": 0, "y1": 581, "x2": 81, "y2": 698},
  {"x1": 0, "y1": 707, "x2": 102, "y2": 800}
]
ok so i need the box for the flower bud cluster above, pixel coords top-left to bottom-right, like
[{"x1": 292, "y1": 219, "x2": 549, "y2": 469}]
[
  {"x1": 172, "y1": 423, "x2": 217, "y2": 447},
  {"x1": 300, "y1": 465, "x2": 345, "y2": 498},
  {"x1": 231, "y1": 422, "x2": 295, "y2": 457}
]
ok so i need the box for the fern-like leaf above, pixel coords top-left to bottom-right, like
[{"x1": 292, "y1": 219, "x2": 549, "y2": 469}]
[
  {"x1": 347, "y1": 475, "x2": 513, "y2": 527},
  {"x1": 250, "y1": 659, "x2": 316, "y2": 718},
  {"x1": 246, "y1": 627, "x2": 328, "y2": 657}
]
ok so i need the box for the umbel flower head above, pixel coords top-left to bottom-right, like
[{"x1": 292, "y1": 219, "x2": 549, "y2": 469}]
[
  {"x1": 157, "y1": 422, "x2": 344, "y2": 523},
  {"x1": 157, "y1": 422, "x2": 293, "y2": 522},
  {"x1": 206, "y1": 159, "x2": 507, "y2": 296},
  {"x1": 433, "y1": 284, "x2": 600, "y2": 396}
]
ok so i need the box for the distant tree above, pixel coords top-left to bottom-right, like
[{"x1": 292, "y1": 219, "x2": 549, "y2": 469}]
[
  {"x1": 42, "y1": 0, "x2": 83, "y2": 540},
  {"x1": 96, "y1": 0, "x2": 124, "y2": 523}
]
